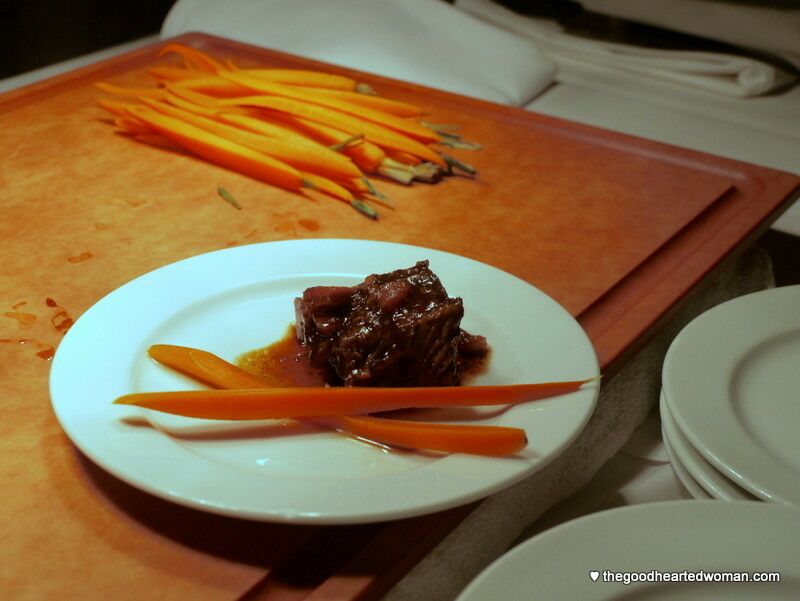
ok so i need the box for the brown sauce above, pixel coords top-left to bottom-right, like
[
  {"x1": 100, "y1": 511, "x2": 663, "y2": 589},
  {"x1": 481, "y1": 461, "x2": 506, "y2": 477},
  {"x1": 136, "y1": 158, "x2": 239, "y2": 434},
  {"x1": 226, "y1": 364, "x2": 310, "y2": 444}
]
[
  {"x1": 236, "y1": 324, "x2": 491, "y2": 388},
  {"x1": 4, "y1": 312, "x2": 36, "y2": 329},
  {"x1": 50, "y1": 310, "x2": 74, "y2": 335},
  {"x1": 236, "y1": 325, "x2": 328, "y2": 388},
  {"x1": 42, "y1": 298, "x2": 75, "y2": 335},
  {"x1": 36, "y1": 347, "x2": 55, "y2": 361},
  {"x1": 298, "y1": 218, "x2": 320, "y2": 232},
  {"x1": 67, "y1": 252, "x2": 93, "y2": 264},
  {"x1": 0, "y1": 338, "x2": 55, "y2": 361},
  {"x1": 458, "y1": 348, "x2": 493, "y2": 384}
]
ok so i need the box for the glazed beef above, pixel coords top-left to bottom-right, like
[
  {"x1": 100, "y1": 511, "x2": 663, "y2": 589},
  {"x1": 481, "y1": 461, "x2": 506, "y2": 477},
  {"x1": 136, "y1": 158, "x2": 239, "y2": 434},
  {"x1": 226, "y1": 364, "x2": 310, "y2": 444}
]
[{"x1": 294, "y1": 261, "x2": 477, "y2": 387}]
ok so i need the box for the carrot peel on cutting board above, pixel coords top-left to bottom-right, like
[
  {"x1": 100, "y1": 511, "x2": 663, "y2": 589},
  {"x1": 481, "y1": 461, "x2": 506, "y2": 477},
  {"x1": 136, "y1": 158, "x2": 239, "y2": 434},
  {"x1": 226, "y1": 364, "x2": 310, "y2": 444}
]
[{"x1": 144, "y1": 344, "x2": 529, "y2": 456}]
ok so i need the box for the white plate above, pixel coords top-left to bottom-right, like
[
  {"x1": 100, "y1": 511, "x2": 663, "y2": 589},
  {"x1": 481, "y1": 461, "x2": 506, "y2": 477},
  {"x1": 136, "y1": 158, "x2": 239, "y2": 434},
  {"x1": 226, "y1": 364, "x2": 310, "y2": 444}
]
[
  {"x1": 50, "y1": 239, "x2": 599, "y2": 524},
  {"x1": 662, "y1": 286, "x2": 800, "y2": 505},
  {"x1": 660, "y1": 393, "x2": 754, "y2": 501},
  {"x1": 457, "y1": 501, "x2": 800, "y2": 601},
  {"x1": 661, "y1": 425, "x2": 710, "y2": 500}
]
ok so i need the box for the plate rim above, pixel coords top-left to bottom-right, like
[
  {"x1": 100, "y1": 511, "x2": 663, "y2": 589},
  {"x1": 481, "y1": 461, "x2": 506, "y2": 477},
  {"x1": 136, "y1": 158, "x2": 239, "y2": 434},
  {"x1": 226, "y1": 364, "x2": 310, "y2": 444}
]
[
  {"x1": 660, "y1": 421, "x2": 710, "y2": 500},
  {"x1": 456, "y1": 499, "x2": 800, "y2": 601},
  {"x1": 659, "y1": 393, "x2": 753, "y2": 501}
]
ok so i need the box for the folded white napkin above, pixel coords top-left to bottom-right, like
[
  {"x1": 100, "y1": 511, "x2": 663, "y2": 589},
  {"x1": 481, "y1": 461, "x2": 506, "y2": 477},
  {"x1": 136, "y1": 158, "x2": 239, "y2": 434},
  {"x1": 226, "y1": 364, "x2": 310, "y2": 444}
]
[
  {"x1": 456, "y1": 0, "x2": 795, "y2": 98},
  {"x1": 580, "y1": 0, "x2": 800, "y2": 68},
  {"x1": 161, "y1": 0, "x2": 556, "y2": 106}
]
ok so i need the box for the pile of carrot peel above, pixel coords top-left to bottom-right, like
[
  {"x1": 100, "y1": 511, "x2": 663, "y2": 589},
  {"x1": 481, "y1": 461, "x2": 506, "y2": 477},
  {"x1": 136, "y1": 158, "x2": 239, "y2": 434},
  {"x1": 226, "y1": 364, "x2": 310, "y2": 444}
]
[
  {"x1": 96, "y1": 43, "x2": 481, "y2": 219},
  {"x1": 114, "y1": 344, "x2": 597, "y2": 457}
]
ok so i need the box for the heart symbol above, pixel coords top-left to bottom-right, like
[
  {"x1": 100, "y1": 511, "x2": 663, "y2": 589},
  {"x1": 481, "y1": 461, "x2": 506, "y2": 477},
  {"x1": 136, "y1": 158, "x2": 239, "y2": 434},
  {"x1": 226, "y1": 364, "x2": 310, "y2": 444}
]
[{"x1": 590, "y1": 571, "x2": 599, "y2": 582}]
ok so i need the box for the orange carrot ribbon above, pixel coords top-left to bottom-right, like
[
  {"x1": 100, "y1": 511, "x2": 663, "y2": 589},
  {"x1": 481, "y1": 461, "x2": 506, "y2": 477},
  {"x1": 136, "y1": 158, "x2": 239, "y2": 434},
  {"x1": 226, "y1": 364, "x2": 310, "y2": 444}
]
[
  {"x1": 144, "y1": 344, "x2": 531, "y2": 456},
  {"x1": 115, "y1": 378, "x2": 596, "y2": 420}
]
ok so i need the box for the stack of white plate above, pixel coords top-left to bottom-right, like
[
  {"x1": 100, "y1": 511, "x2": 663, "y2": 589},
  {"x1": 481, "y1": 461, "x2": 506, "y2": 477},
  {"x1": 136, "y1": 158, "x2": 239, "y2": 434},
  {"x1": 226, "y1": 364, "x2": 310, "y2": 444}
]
[{"x1": 660, "y1": 285, "x2": 800, "y2": 504}]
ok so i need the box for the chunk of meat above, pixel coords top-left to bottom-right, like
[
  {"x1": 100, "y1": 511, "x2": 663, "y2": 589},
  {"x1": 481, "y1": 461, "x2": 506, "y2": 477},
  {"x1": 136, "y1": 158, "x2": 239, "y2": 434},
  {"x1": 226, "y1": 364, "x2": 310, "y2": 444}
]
[{"x1": 294, "y1": 261, "x2": 484, "y2": 387}]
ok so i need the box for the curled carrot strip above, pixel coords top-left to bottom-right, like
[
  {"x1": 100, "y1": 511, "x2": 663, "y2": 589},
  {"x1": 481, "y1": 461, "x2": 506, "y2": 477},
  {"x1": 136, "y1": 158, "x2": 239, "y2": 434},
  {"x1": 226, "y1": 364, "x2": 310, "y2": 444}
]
[
  {"x1": 164, "y1": 85, "x2": 219, "y2": 107},
  {"x1": 219, "y1": 95, "x2": 444, "y2": 166},
  {"x1": 216, "y1": 112, "x2": 315, "y2": 141},
  {"x1": 219, "y1": 71, "x2": 439, "y2": 143},
  {"x1": 239, "y1": 112, "x2": 386, "y2": 173},
  {"x1": 140, "y1": 98, "x2": 362, "y2": 180},
  {"x1": 163, "y1": 86, "x2": 253, "y2": 118},
  {"x1": 295, "y1": 87, "x2": 422, "y2": 118},
  {"x1": 170, "y1": 75, "x2": 250, "y2": 97},
  {"x1": 158, "y1": 43, "x2": 224, "y2": 73},
  {"x1": 162, "y1": 90, "x2": 221, "y2": 118},
  {"x1": 147, "y1": 66, "x2": 207, "y2": 81},
  {"x1": 238, "y1": 68, "x2": 357, "y2": 90}
]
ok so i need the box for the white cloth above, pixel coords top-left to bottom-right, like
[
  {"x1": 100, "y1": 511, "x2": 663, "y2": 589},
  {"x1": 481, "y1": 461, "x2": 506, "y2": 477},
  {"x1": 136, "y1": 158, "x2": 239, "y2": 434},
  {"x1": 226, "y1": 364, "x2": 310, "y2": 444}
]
[
  {"x1": 580, "y1": 0, "x2": 800, "y2": 68},
  {"x1": 515, "y1": 408, "x2": 690, "y2": 544},
  {"x1": 456, "y1": 0, "x2": 796, "y2": 98},
  {"x1": 161, "y1": 0, "x2": 556, "y2": 106}
]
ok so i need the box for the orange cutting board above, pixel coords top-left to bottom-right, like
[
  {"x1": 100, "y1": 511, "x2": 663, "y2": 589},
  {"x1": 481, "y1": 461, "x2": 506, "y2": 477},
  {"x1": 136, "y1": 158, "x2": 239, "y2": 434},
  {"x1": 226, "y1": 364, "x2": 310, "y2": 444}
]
[{"x1": 1, "y1": 33, "x2": 798, "y2": 601}]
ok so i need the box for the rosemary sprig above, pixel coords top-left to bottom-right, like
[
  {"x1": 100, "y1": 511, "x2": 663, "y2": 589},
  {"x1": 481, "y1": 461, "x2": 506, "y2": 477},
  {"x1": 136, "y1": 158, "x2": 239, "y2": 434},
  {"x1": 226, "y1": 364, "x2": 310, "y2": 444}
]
[
  {"x1": 421, "y1": 121, "x2": 461, "y2": 133},
  {"x1": 436, "y1": 130, "x2": 463, "y2": 140},
  {"x1": 351, "y1": 199, "x2": 379, "y2": 220},
  {"x1": 441, "y1": 153, "x2": 477, "y2": 176},
  {"x1": 435, "y1": 130, "x2": 483, "y2": 150},
  {"x1": 439, "y1": 139, "x2": 483, "y2": 150},
  {"x1": 217, "y1": 186, "x2": 242, "y2": 210},
  {"x1": 362, "y1": 178, "x2": 394, "y2": 209}
]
